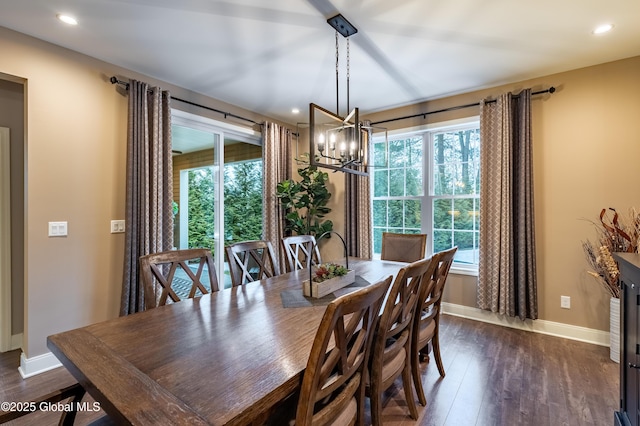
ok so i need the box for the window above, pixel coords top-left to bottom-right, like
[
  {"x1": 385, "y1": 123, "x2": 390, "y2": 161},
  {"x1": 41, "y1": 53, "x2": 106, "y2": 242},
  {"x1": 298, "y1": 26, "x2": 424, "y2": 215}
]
[
  {"x1": 372, "y1": 119, "x2": 480, "y2": 271},
  {"x1": 171, "y1": 110, "x2": 262, "y2": 287}
]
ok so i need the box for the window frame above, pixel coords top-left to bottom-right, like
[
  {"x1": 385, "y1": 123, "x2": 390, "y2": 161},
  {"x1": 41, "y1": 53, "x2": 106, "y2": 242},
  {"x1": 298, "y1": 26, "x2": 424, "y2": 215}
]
[
  {"x1": 171, "y1": 109, "x2": 262, "y2": 286},
  {"x1": 371, "y1": 117, "x2": 480, "y2": 275}
]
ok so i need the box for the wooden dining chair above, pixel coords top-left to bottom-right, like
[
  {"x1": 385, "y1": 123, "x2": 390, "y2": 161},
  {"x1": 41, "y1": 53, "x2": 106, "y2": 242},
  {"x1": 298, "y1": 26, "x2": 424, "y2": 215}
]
[
  {"x1": 225, "y1": 240, "x2": 280, "y2": 286},
  {"x1": 380, "y1": 232, "x2": 427, "y2": 263},
  {"x1": 294, "y1": 275, "x2": 392, "y2": 426},
  {"x1": 281, "y1": 235, "x2": 322, "y2": 272},
  {"x1": 411, "y1": 246, "x2": 457, "y2": 406},
  {"x1": 139, "y1": 248, "x2": 219, "y2": 310},
  {"x1": 365, "y1": 256, "x2": 439, "y2": 425}
]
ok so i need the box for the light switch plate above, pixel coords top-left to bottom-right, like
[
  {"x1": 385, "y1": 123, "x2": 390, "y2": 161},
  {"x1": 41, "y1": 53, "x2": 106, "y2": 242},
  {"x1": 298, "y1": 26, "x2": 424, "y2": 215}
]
[
  {"x1": 110, "y1": 220, "x2": 125, "y2": 234},
  {"x1": 560, "y1": 295, "x2": 570, "y2": 309},
  {"x1": 48, "y1": 221, "x2": 68, "y2": 237}
]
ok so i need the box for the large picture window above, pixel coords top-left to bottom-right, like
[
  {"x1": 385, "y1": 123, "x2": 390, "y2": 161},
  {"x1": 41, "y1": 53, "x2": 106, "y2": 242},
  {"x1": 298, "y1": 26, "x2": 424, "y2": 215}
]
[{"x1": 372, "y1": 120, "x2": 480, "y2": 271}]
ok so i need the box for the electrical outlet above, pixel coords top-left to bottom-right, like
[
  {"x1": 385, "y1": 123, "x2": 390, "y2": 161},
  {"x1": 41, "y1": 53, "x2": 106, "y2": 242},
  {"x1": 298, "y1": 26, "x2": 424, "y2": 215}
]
[
  {"x1": 110, "y1": 220, "x2": 125, "y2": 234},
  {"x1": 560, "y1": 295, "x2": 571, "y2": 309}
]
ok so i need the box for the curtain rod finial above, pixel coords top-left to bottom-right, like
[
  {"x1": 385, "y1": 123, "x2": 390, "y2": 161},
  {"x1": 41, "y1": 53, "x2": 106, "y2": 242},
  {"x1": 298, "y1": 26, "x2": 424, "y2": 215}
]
[{"x1": 109, "y1": 76, "x2": 118, "y2": 84}]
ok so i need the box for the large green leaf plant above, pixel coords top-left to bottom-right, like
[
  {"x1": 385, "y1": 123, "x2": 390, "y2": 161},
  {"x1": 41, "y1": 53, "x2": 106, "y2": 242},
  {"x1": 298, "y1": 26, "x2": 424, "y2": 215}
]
[{"x1": 276, "y1": 155, "x2": 333, "y2": 237}]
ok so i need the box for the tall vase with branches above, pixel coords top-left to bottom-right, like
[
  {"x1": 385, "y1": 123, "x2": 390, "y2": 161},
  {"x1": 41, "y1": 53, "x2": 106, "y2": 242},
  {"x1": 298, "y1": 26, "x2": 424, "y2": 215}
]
[
  {"x1": 582, "y1": 207, "x2": 640, "y2": 298},
  {"x1": 583, "y1": 207, "x2": 640, "y2": 363}
]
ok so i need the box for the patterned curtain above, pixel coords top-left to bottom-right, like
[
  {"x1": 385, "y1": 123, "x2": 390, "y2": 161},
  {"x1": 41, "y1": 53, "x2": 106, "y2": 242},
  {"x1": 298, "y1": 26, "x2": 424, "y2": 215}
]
[
  {"x1": 477, "y1": 89, "x2": 538, "y2": 320},
  {"x1": 262, "y1": 122, "x2": 292, "y2": 268},
  {"x1": 344, "y1": 120, "x2": 373, "y2": 259},
  {"x1": 120, "y1": 80, "x2": 173, "y2": 315}
]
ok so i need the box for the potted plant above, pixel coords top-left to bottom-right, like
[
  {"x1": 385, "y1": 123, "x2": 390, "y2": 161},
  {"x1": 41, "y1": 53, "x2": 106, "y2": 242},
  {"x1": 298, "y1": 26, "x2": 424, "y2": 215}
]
[
  {"x1": 302, "y1": 262, "x2": 355, "y2": 298},
  {"x1": 275, "y1": 154, "x2": 333, "y2": 237}
]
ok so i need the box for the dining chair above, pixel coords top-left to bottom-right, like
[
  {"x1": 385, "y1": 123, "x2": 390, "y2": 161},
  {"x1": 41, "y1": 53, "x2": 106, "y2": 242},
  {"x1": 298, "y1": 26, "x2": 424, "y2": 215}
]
[
  {"x1": 281, "y1": 235, "x2": 322, "y2": 272},
  {"x1": 365, "y1": 256, "x2": 439, "y2": 425},
  {"x1": 295, "y1": 275, "x2": 393, "y2": 426},
  {"x1": 225, "y1": 240, "x2": 280, "y2": 286},
  {"x1": 380, "y1": 232, "x2": 427, "y2": 263},
  {"x1": 411, "y1": 246, "x2": 457, "y2": 406},
  {"x1": 139, "y1": 248, "x2": 219, "y2": 310}
]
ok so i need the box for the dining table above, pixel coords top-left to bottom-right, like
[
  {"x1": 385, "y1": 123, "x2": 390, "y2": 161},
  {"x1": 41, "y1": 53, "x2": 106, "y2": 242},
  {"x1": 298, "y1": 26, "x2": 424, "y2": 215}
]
[{"x1": 47, "y1": 258, "x2": 406, "y2": 425}]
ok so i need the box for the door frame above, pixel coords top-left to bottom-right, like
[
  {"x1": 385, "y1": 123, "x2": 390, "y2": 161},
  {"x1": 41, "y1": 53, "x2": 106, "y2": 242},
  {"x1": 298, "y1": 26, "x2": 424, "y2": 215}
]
[
  {"x1": 0, "y1": 127, "x2": 12, "y2": 352},
  {"x1": 171, "y1": 110, "x2": 260, "y2": 285}
]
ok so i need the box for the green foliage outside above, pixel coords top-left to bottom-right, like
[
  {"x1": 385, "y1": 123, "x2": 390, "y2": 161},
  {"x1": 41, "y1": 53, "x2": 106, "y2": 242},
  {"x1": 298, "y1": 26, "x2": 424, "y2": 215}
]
[
  {"x1": 186, "y1": 161, "x2": 263, "y2": 252},
  {"x1": 187, "y1": 168, "x2": 215, "y2": 251},
  {"x1": 224, "y1": 161, "x2": 263, "y2": 244},
  {"x1": 275, "y1": 155, "x2": 333, "y2": 237}
]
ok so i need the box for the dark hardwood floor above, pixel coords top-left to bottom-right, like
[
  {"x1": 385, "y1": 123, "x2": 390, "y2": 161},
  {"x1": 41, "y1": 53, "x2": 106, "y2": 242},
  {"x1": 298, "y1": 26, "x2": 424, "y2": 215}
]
[{"x1": 0, "y1": 314, "x2": 618, "y2": 425}]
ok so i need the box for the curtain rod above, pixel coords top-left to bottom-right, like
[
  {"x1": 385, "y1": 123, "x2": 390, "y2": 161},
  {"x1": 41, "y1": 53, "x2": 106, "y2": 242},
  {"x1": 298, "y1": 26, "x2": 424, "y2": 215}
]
[
  {"x1": 109, "y1": 76, "x2": 263, "y2": 127},
  {"x1": 370, "y1": 87, "x2": 555, "y2": 126}
]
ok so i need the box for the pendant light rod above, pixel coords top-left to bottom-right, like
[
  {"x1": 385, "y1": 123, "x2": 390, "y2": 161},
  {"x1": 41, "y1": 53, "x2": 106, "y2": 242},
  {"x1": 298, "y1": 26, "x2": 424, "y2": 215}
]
[{"x1": 328, "y1": 14, "x2": 357, "y2": 117}]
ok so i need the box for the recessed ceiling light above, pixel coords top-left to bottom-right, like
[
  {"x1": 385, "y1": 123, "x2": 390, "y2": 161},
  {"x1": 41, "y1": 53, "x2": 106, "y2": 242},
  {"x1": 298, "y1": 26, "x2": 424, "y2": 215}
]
[
  {"x1": 57, "y1": 14, "x2": 78, "y2": 25},
  {"x1": 291, "y1": 108, "x2": 300, "y2": 114},
  {"x1": 593, "y1": 24, "x2": 613, "y2": 34}
]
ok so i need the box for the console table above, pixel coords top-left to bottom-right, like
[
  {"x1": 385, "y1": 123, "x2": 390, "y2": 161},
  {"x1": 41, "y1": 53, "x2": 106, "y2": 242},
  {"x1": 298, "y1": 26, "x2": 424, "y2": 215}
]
[{"x1": 615, "y1": 253, "x2": 640, "y2": 426}]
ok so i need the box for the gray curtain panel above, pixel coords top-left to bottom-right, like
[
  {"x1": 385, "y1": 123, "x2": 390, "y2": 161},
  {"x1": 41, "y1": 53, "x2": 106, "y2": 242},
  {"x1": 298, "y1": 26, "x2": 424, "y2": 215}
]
[
  {"x1": 120, "y1": 80, "x2": 173, "y2": 315},
  {"x1": 477, "y1": 89, "x2": 538, "y2": 320},
  {"x1": 262, "y1": 122, "x2": 292, "y2": 269},
  {"x1": 344, "y1": 120, "x2": 372, "y2": 259}
]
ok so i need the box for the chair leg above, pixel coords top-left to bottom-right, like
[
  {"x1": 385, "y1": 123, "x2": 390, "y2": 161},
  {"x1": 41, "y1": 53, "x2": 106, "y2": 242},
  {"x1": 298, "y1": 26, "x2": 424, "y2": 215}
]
[
  {"x1": 369, "y1": 381, "x2": 383, "y2": 426},
  {"x1": 357, "y1": 380, "x2": 366, "y2": 426},
  {"x1": 402, "y1": 357, "x2": 419, "y2": 419},
  {"x1": 411, "y1": 344, "x2": 427, "y2": 406},
  {"x1": 433, "y1": 333, "x2": 446, "y2": 378}
]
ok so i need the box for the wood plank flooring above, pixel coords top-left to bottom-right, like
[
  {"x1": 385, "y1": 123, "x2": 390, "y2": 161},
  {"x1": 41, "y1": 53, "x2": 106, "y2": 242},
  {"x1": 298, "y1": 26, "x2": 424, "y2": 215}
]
[{"x1": 0, "y1": 314, "x2": 618, "y2": 425}]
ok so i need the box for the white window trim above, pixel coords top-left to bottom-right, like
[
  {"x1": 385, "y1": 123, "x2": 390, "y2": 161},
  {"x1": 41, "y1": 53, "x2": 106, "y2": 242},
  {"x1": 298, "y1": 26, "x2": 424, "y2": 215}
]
[
  {"x1": 171, "y1": 109, "x2": 261, "y2": 285},
  {"x1": 371, "y1": 116, "x2": 480, "y2": 271}
]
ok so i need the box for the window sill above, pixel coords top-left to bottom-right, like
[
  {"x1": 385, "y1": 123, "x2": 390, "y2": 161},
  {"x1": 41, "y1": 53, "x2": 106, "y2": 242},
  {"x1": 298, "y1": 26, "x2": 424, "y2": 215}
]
[{"x1": 450, "y1": 265, "x2": 478, "y2": 277}]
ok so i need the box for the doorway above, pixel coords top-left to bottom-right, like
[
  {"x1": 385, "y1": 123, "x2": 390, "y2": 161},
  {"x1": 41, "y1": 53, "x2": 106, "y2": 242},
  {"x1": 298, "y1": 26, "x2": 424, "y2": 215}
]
[
  {"x1": 171, "y1": 110, "x2": 262, "y2": 287},
  {"x1": 0, "y1": 127, "x2": 11, "y2": 352},
  {"x1": 0, "y1": 75, "x2": 25, "y2": 354}
]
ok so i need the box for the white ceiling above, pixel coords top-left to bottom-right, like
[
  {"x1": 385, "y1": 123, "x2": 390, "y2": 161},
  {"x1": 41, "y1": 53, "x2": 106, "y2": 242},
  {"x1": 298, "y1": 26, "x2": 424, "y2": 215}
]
[{"x1": 1, "y1": 0, "x2": 640, "y2": 124}]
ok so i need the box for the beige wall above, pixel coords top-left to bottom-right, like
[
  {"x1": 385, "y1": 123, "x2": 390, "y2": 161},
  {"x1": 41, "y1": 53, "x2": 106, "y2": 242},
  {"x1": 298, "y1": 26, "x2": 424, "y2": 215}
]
[
  {"x1": 359, "y1": 56, "x2": 640, "y2": 331},
  {"x1": 2, "y1": 22, "x2": 638, "y2": 360},
  {"x1": 0, "y1": 26, "x2": 285, "y2": 358}
]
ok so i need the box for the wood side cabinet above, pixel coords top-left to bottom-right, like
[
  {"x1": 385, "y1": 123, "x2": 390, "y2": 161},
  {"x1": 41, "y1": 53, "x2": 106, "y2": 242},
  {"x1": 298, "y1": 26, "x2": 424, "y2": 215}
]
[{"x1": 615, "y1": 253, "x2": 640, "y2": 426}]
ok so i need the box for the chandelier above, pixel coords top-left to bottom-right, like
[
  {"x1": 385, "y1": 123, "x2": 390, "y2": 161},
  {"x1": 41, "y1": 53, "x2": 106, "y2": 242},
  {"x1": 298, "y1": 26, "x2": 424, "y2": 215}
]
[{"x1": 308, "y1": 14, "x2": 386, "y2": 176}]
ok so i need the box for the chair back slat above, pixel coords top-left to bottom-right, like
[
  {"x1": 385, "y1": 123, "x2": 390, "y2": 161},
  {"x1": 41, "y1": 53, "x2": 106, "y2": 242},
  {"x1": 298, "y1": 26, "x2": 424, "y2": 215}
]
[
  {"x1": 139, "y1": 248, "x2": 218, "y2": 310},
  {"x1": 282, "y1": 235, "x2": 322, "y2": 272},
  {"x1": 225, "y1": 240, "x2": 280, "y2": 286}
]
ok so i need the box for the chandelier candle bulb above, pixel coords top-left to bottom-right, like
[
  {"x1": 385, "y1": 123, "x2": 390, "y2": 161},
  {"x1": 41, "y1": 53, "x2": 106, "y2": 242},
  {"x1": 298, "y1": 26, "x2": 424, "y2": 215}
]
[{"x1": 317, "y1": 133, "x2": 325, "y2": 152}]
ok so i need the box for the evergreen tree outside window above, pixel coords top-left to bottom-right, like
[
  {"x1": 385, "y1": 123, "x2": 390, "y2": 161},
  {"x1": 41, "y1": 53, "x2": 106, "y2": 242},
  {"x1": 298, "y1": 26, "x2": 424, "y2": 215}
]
[{"x1": 372, "y1": 120, "x2": 480, "y2": 270}]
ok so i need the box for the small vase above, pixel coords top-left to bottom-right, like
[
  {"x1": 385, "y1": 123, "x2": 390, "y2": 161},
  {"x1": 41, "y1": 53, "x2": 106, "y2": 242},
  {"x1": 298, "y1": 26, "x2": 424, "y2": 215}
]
[{"x1": 610, "y1": 296, "x2": 620, "y2": 363}]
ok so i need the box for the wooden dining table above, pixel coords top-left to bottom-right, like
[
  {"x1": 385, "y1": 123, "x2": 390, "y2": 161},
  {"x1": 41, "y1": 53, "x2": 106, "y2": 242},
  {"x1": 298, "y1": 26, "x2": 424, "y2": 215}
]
[{"x1": 47, "y1": 258, "x2": 406, "y2": 425}]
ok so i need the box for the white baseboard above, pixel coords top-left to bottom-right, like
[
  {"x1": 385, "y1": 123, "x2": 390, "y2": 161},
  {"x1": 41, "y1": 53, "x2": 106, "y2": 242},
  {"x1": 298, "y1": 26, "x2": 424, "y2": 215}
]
[
  {"x1": 18, "y1": 351, "x2": 62, "y2": 378},
  {"x1": 441, "y1": 302, "x2": 610, "y2": 347}
]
